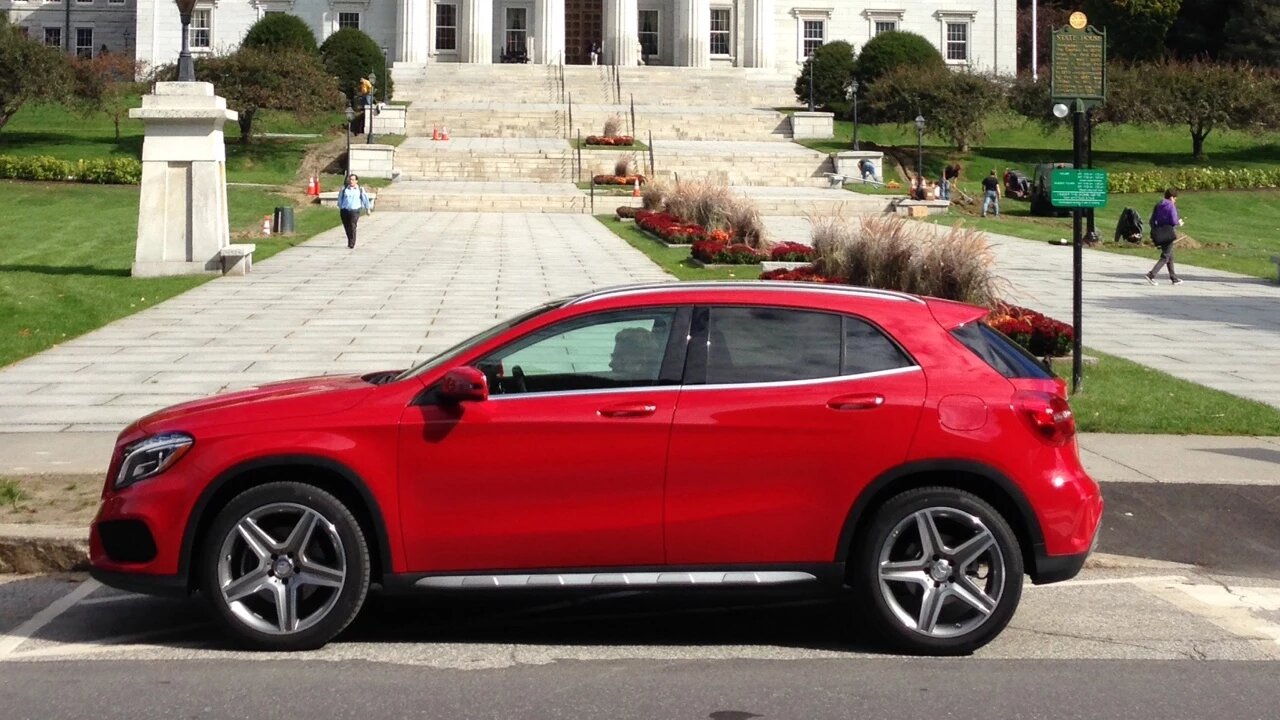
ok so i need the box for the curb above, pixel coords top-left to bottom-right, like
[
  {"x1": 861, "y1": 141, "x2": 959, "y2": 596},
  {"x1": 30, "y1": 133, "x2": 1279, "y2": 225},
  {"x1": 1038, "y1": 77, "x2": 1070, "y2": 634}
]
[
  {"x1": 1083, "y1": 552, "x2": 1195, "y2": 572},
  {"x1": 0, "y1": 526, "x2": 89, "y2": 574}
]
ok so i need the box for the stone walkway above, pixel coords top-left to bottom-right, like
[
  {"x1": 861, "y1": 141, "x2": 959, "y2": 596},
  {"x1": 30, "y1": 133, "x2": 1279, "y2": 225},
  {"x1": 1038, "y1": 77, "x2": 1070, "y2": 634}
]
[{"x1": 0, "y1": 213, "x2": 668, "y2": 433}]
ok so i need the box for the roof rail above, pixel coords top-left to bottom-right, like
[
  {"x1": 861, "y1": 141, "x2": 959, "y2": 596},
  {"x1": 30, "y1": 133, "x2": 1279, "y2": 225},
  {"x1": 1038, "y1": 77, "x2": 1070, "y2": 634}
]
[{"x1": 566, "y1": 281, "x2": 925, "y2": 306}]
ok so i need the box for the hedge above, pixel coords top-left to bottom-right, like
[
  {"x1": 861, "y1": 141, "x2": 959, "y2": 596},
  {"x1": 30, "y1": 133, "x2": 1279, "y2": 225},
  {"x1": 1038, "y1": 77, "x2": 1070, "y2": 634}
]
[
  {"x1": 0, "y1": 155, "x2": 142, "y2": 184},
  {"x1": 1108, "y1": 167, "x2": 1280, "y2": 194}
]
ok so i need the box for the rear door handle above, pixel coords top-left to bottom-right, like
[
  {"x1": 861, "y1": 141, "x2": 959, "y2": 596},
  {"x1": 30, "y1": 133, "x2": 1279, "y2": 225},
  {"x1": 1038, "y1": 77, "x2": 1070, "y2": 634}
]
[
  {"x1": 598, "y1": 402, "x2": 658, "y2": 418},
  {"x1": 827, "y1": 393, "x2": 885, "y2": 411}
]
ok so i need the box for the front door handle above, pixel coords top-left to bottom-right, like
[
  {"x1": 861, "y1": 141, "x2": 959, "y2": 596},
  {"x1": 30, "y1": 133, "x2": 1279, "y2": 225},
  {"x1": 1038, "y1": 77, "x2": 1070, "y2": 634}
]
[
  {"x1": 827, "y1": 393, "x2": 885, "y2": 411},
  {"x1": 598, "y1": 402, "x2": 658, "y2": 418}
]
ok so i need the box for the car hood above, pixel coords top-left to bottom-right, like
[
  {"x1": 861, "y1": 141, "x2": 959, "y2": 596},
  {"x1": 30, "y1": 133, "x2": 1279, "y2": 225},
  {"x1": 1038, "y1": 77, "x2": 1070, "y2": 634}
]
[{"x1": 138, "y1": 374, "x2": 376, "y2": 432}]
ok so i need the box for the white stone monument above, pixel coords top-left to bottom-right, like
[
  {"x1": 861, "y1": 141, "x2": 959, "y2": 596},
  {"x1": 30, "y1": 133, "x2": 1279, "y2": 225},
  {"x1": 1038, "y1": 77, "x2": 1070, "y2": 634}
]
[{"x1": 129, "y1": 82, "x2": 246, "y2": 277}]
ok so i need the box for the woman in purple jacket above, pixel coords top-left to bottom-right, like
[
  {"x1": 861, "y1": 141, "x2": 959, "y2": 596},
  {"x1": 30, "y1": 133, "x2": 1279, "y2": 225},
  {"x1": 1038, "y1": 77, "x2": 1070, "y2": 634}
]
[{"x1": 1145, "y1": 189, "x2": 1184, "y2": 285}]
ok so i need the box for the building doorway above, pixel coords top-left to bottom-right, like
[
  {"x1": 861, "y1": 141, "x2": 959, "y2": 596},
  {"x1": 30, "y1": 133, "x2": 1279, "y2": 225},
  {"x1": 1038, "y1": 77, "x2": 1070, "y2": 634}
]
[{"x1": 564, "y1": 0, "x2": 602, "y2": 64}]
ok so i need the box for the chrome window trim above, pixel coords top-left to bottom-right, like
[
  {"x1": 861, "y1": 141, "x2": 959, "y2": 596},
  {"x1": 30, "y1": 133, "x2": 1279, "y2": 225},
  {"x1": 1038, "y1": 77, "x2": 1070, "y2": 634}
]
[
  {"x1": 566, "y1": 281, "x2": 925, "y2": 308},
  {"x1": 486, "y1": 384, "x2": 681, "y2": 402},
  {"x1": 687, "y1": 364, "x2": 922, "y2": 392}
]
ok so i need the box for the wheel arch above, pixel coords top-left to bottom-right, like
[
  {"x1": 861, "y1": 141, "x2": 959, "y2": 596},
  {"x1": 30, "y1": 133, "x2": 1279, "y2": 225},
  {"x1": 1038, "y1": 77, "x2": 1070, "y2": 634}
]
[
  {"x1": 835, "y1": 460, "x2": 1046, "y2": 580},
  {"x1": 180, "y1": 455, "x2": 393, "y2": 592}
]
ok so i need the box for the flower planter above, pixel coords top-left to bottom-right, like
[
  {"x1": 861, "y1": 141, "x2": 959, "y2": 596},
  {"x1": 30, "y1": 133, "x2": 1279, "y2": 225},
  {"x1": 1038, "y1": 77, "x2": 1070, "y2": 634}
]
[
  {"x1": 593, "y1": 174, "x2": 646, "y2": 186},
  {"x1": 585, "y1": 136, "x2": 636, "y2": 147}
]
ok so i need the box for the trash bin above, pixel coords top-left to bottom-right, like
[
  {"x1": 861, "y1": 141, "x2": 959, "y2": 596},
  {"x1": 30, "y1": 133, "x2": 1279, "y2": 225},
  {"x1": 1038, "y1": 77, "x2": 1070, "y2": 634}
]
[{"x1": 272, "y1": 206, "x2": 295, "y2": 235}]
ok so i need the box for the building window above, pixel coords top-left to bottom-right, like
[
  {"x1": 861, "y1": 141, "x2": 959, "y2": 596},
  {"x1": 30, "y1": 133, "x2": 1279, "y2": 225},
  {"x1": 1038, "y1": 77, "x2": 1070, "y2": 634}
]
[
  {"x1": 435, "y1": 3, "x2": 457, "y2": 51},
  {"x1": 945, "y1": 21, "x2": 969, "y2": 62},
  {"x1": 638, "y1": 9, "x2": 658, "y2": 59},
  {"x1": 504, "y1": 7, "x2": 527, "y2": 57},
  {"x1": 109, "y1": 0, "x2": 125, "y2": 4},
  {"x1": 190, "y1": 9, "x2": 211, "y2": 50},
  {"x1": 76, "y1": 0, "x2": 92, "y2": 4},
  {"x1": 874, "y1": 20, "x2": 896, "y2": 35},
  {"x1": 802, "y1": 19, "x2": 825, "y2": 57},
  {"x1": 75, "y1": 27, "x2": 93, "y2": 58},
  {"x1": 338, "y1": 12, "x2": 360, "y2": 30},
  {"x1": 710, "y1": 8, "x2": 732, "y2": 56},
  {"x1": 44, "y1": 27, "x2": 62, "y2": 47}
]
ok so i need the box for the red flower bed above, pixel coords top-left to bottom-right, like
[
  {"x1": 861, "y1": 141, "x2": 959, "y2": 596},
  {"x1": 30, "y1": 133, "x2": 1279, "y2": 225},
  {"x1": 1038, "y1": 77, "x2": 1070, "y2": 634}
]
[
  {"x1": 759, "y1": 266, "x2": 840, "y2": 283},
  {"x1": 593, "y1": 174, "x2": 646, "y2": 186},
  {"x1": 692, "y1": 239, "x2": 765, "y2": 264},
  {"x1": 585, "y1": 135, "x2": 636, "y2": 146},
  {"x1": 987, "y1": 303, "x2": 1074, "y2": 357},
  {"x1": 635, "y1": 210, "x2": 706, "y2": 244},
  {"x1": 769, "y1": 242, "x2": 816, "y2": 262}
]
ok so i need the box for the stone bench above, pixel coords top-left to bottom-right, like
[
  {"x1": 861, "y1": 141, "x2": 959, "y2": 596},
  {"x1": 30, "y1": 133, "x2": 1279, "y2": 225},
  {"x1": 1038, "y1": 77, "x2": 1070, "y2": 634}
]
[
  {"x1": 823, "y1": 172, "x2": 847, "y2": 189},
  {"x1": 1271, "y1": 255, "x2": 1280, "y2": 284},
  {"x1": 220, "y1": 244, "x2": 256, "y2": 276}
]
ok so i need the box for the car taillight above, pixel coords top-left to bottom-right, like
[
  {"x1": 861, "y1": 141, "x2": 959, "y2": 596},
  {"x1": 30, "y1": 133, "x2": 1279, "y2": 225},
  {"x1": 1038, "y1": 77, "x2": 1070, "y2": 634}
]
[{"x1": 1014, "y1": 390, "x2": 1076, "y2": 446}]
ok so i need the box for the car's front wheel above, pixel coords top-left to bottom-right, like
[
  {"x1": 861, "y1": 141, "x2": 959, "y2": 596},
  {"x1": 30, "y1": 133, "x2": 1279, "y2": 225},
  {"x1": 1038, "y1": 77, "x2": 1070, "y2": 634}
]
[
  {"x1": 200, "y1": 482, "x2": 370, "y2": 651},
  {"x1": 853, "y1": 486, "x2": 1023, "y2": 655}
]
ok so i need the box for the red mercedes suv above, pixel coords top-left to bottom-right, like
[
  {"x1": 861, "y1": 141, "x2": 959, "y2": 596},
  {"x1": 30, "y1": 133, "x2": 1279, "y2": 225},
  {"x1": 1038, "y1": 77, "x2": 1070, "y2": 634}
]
[{"x1": 90, "y1": 282, "x2": 1102, "y2": 654}]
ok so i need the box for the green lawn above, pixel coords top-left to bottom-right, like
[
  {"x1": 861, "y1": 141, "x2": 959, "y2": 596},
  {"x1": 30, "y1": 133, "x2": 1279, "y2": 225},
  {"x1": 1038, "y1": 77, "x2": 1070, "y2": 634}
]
[
  {"x1": 596, "y1": 215, "x2": 754, "y2": 281},
  {"x1": 0, "y1": 181, "x2": 340, "y2": 368}
]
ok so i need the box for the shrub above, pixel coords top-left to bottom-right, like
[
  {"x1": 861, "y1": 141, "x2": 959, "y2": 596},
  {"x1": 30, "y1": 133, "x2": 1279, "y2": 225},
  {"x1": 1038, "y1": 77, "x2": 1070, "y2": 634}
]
[
  {"x1": 664, "y1": 180, "x2": 735, "y2": 230},
  {"x1": 602, "y1": 114, "x2": 624, "y2": 137},
  {"x1": 988, "y1": 303, "x2": 1073, "y2": 356},
  {"x1": 640, "y1": 179, "x2": 669, "y2": 210},
  {"x1": 855, "y1": 31, "x2": 945, "y2": 89},
  {"x1": 613, "y1": 155, "x2": 632, "y2": 178},
  {"x1": 692, "y1": 239, "x2": 766, "y2": 264},
  {"x1": 242, "y1": 13, "x2": 318, "y2": 54},
  {"x1": 769, "y1": 242, "x2": 816, "y2": 262},
  {"x1": 616, "y1": 205, "x2": 638, "y2": 219},
  {"x1": 793, "y1": 40, "x2": 856, "y2": 110},
  {"x1": 724, "y1": 198, "x2": 768, "y2": 250},
  {"x1": 320, "y1": 28, "x2": 393, "y2": 103},
  {"x1": 867, "y1": 66, "x2": 1004, "y2": 151},
  {"x1": 1108, "y1": 166, "x2": 1280, "y2": 193},
  {"x1": 0, "y1": 154, "x2": 140, "y2": 184}
]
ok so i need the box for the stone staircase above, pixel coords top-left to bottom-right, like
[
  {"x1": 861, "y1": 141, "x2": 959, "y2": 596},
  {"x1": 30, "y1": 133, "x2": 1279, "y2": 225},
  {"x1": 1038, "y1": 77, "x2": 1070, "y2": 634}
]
[
  {"x1": 645, "y1": 141, "x2": 834, "y2": 187},
  {"x1": 395, "y1": 137, "x2": 573, "y2": 182},
  {"x1": 375, "y1": 180, "x2": 588, "y2": 212}
]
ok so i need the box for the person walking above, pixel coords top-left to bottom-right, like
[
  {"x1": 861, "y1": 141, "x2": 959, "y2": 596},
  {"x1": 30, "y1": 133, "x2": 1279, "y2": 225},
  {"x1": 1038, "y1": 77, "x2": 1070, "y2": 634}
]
[
  {"x1": 981, "y1": 170, "x2": 1000, "y2": 217},
  {"x1": 1145, "y1": 189, "x2": 1184, "y2": 285},
  {"x1": 337, "y1": 173, "x2": 373, "y2": 250}
]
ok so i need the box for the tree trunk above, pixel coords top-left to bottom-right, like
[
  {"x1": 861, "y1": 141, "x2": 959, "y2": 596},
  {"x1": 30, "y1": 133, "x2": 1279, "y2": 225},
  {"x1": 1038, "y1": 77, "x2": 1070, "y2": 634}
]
[
  {"x1": 1192, "y1": 128, "x2": 1208, "y2": 161},
  {"x1": 238, "y1": 109, "x2": 255, "y2": 145},
  {"x1": 114, "y1": 116, "x2": 121, "y2": 141}
]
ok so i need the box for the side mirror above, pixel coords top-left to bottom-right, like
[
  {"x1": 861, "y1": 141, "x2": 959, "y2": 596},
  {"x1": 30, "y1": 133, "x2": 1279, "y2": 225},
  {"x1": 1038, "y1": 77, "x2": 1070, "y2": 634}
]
[{"x1": 439, "y1": 366, "x2": 488, "y2": 403}]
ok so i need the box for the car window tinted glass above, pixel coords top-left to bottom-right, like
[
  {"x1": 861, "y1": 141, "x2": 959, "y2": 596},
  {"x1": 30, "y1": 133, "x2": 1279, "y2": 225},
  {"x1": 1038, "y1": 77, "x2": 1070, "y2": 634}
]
[
  {"x1": 951, "y1": 322, "x2": 1054, "y2": 379},
  {"x1": 843, "y1": 316, "x2": 914, "y2": 374},
  {"x1": 706, "y1": 307, "x2": 840, "y2": 384},
  {"x1": 395, "y1": 301, "x2": 564, "y2": 382},
  {"x1": 477, "y1": 308, "x2": 677, "y2": 395}
]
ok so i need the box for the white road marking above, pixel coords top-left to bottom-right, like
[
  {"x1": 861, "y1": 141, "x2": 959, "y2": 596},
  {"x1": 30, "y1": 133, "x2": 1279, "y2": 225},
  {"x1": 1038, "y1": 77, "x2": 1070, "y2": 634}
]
[
  {"x1": 76, "y1": 593, "x2": 144, "y2": 607},
  {"x1": 8, "y1": 624, "x2": 206, "y2": 660},
  {"x1": 0, "y1": 579, "x2": 100, "y2": 660}
]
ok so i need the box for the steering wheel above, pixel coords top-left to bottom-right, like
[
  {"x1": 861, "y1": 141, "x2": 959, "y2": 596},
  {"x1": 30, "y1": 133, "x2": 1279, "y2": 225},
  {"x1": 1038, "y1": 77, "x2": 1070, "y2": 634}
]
[{"x1": 511, "y1": 365, "x2": 528, "y2": 394}]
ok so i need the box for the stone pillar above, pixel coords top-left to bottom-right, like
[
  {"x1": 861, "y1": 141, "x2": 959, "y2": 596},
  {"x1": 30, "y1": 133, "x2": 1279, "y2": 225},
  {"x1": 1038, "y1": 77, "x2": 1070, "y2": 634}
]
[
  {"x1": 397, "y1": 0, "x2": 429, "y2": 63},
  {"x1": 745, "y1": 0, "x2": 775, "y2": 68},
  {"x1": 128, "y1": 82, "x2": 238, "y2": 278},
  {"x1": 462, "y1": 0, "x2": 493, "y2": 63},
  {"x1": 603, "y1": 0, "x2": 639, "y2": 66},
  {"x1": 674, "y1": 0, "x2": 710, "y2": 67},
  {"x1": 536, "y1": 0, "x2": 566, "y2": 64}
]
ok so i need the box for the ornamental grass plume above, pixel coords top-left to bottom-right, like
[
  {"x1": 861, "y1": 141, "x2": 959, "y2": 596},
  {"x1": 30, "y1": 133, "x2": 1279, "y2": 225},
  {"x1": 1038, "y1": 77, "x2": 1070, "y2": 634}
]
[
  {"x1": 602, "y1": 114, "x2": 624, "y2": 138},
  {"x1": 640, "y1": 179, "x2": 669, "y2": 210},
  {"x1": 725, "y1": 197, "x2": 768, "y2": 249},
  {"x1": 613, "y1": 155, "x2": 632, "y2": 178}
]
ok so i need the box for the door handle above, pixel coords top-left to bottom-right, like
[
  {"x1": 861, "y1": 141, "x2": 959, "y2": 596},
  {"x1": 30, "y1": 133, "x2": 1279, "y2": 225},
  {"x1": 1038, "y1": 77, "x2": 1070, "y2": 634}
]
[
  {"x1": 598, "y1": 402, "x2": 658, "y2": 418},
  {"x1": 827, "y1": 393, "x2": 885, "y2": 411}
]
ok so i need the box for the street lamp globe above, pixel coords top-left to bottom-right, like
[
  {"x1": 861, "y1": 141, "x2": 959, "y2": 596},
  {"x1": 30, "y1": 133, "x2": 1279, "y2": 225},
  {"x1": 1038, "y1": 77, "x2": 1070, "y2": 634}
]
[
  {"x1": 914, "y1": 114, "x2": 926, "y2": 133},
  {"x1": 1053, "y1": 103, "x2": 1071, "y2": 119}
]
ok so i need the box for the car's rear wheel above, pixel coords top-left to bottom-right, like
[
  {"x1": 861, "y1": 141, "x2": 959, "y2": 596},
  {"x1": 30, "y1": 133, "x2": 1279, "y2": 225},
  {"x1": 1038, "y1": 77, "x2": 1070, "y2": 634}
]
[
  {"x1": 853, "y1": 486, "x2": 1023, "y2": 655},
  {"x1": 200, "y1": 482, "x2": 370, "y2": 651}
]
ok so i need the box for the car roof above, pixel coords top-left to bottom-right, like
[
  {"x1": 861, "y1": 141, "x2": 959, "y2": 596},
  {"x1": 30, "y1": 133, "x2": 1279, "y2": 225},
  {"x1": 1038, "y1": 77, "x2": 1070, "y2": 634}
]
[{"x1": 565, "y1": 281, "x2": 928, "y2": 309}]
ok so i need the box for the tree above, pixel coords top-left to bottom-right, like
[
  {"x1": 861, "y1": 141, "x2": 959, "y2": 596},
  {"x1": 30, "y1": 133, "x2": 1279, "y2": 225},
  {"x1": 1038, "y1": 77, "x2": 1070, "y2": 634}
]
[
  {"x1": 793, "y1": 41, "x2": 855, "y2": 110},
  {"x1": 1082, "y1": 0, "x2": 1182, "y2": 61},
  {"x1": 866, "y1": 67, "x2": 1004, "y2": 152},
  {"x1": 242, "y1": 13, "x2": 319, "y2": 54},
  {"x1": 1016, "y1": 1, "x2": 1071, "y2": 73},
  {"x1": 196, "y1": 48, "x2": 345, "y2": 143},
  {"x1": 1221, "y1": 0, "x2": 1280, "y2": 67},
  {"x1": 319, "y1": 28, "x2": 393, "y2": 104},
  {"x1": 853, "y1": 31, "x2": 945, "y2": 89},
  {"x1": 0, "y1": 17, "x2": 74, "y2": 131},
  {"x1": 71, "y1": 54, "x2": 147, "y2": 140},
  {"x1": 1165, "y1": 0, "x2": 1236, "y2": 59}
]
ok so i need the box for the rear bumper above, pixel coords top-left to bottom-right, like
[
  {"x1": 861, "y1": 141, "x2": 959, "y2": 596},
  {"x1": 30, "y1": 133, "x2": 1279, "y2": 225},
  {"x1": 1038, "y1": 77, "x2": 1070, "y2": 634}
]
[{"x1": 1029, "y1": 549, "x2": 1089, "y2": 585}]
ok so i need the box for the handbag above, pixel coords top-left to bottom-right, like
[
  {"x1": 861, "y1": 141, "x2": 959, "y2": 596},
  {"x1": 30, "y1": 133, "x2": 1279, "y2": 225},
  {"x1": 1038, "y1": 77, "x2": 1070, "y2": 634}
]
[{"x1": 1151, "y1": 225, "x2": 1177, "y2": 245}]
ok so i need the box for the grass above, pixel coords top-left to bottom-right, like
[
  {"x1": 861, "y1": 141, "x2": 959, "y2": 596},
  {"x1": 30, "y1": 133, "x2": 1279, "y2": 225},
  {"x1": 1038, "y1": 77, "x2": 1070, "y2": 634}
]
[
  {"x1": 1064, "y1": 350, "x2": 1280, "y2": 435},
  {"x1": 578, "y1": 181, "x2": 638, "y2": 196},
  {"x1": 0, "y1": 181, "x2": 340, "y2": 368},
  {"x1": 596, "y1": 215, "x2": 755, "y2": 281},
  {"x1": 924, "y1": 189, "x2": 1280, "y2": 280},
  {"x1": 0, "y1": 478, "x2": 27, "y2": 510}
]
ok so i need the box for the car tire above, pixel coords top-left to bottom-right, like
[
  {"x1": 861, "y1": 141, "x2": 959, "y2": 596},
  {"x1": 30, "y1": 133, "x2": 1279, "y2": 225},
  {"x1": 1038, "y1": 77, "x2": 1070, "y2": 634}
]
[
  {"x1": 852, "y1": 486, "x2": 1023, "y2": 655},
  {"x1": 200, "y1": 482, "x2": 370, "y2": 651}
]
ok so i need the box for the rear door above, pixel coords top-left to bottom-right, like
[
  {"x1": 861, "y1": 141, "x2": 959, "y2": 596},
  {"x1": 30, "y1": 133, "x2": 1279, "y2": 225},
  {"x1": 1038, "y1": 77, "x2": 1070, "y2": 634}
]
[{"x1": 663, "y1": 305, "x2": 927, "y2": 565}]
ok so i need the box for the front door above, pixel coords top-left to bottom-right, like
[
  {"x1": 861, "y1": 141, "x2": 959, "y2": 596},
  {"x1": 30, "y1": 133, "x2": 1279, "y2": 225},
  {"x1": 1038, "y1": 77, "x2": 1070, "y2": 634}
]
[
  {"x1": 564, "y1": 0, "x2": 603, "y2": 64},
  {"x1": 397, "y1": 306, "x2": 689, "y2": 573}
]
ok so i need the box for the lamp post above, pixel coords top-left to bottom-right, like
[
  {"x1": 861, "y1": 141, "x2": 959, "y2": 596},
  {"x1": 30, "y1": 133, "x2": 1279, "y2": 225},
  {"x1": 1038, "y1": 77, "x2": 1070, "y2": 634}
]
[
  {"x1": 914, "y1": 114, "x2": 925, "y2": 186},
  {"x1": 175, "y1": 0, "x2": 197, "y2": 81},
  {"x1": 344, "y1": 104, "x2": 355, "y2": 177},
  {"x1": 849, "y1": 79, "x2": 860, "y2": 151},
  {"x1": 807, "y1": 50, "x2": 815, "y2": 112},
  {"x1": 366, "y1": 71, "x2": 377, "y2": 144}
]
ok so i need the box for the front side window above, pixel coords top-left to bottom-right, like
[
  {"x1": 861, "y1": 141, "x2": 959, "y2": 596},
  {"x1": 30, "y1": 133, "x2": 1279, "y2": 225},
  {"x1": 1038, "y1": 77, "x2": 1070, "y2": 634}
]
[
  {"x1": 435, "y1": 3, "x2": 457, "y2": 51},
  {"x1": 476, "y1": 308, "x2": 678, "y2": 395},
  {"x1": 44, "y1": 27, "x2": 62, "y2": 47},
  {"x1": 190, "y1": 9, "x2": 211, "y2": 50},
  {"x1": 946, "y1": 21, "x2": 969, "y2": 62},
  {"x1": 338, "y1": 12, "x2": 361, "y2": 30},
  {"x1": 710, "y1": 8, "x2": 731, "y2": 56},
  {"x1": 75, "y1": 27, "x2": 93, "y2": 58},
  {"x1": 638, "y1": 9, "x2": 658, "y2": 58},
  {"x1": 705, "y1": 307, "x2": 841, "y2": 385},
  {"x1": 802, "y1": 19, "x2": 825, "y2": 57}
]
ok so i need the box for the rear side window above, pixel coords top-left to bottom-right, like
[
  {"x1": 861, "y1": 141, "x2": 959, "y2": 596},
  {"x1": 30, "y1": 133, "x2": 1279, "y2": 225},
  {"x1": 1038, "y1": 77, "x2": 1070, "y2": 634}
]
[
  {"x1": 706, "y1": 307, "x2": 841, "y2": 384},
  {"x1": 951, "y1": 322, "x2": 1054, "y2": 379},
  {"x1": 843, "y1": 316, "x2": 914, "y2": 375}
]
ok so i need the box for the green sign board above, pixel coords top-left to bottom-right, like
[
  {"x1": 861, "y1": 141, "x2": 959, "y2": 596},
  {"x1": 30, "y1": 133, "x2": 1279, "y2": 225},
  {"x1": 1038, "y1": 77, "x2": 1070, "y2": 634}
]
[
  {"x1": 1051, "y1": 25, "x2": 1107, "y2": 107},
  {"x1": 1051, "y1": 169, "x2": 1109, "y2": 208}
]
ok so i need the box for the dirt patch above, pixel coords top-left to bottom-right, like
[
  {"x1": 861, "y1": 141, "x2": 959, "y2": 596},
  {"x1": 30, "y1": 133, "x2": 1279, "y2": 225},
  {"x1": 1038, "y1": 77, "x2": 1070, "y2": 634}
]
[{"x1": 0, "y1": 474, "x2": 102, "y2": 528}]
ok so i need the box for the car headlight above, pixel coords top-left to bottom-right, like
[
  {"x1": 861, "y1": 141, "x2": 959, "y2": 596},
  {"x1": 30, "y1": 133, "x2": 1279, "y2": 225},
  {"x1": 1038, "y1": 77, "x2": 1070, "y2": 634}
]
[{"x1": 115, "y1": 433, "x2": 194, "y2": 490}]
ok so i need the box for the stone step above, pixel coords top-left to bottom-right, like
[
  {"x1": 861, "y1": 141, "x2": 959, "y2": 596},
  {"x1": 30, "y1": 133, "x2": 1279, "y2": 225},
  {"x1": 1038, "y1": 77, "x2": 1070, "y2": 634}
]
[{"x1": 374, "y1": 180, "x2": 588, "y2": 213}]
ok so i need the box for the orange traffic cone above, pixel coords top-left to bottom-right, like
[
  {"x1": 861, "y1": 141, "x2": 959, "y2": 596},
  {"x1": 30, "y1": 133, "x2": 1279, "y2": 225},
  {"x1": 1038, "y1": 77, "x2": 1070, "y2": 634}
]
[
  {"x1": 262, "y1": 215, "x2": 273, "y2": 236},
  {"x1": 441, "y1": 125, "x2": 450, "y2": 141},
  {"x1": 632, "y1": 177, "x2": 641, "y2": 197},
  {"x1": 432, "y1": 125, "x2": 440, "y2": 141}
]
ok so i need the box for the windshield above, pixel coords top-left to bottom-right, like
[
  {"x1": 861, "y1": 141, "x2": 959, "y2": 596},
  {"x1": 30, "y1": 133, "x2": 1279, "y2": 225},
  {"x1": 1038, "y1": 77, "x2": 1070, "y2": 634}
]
[{"x1": 394, "y1": 300, "x2": 566, "y2": 382}]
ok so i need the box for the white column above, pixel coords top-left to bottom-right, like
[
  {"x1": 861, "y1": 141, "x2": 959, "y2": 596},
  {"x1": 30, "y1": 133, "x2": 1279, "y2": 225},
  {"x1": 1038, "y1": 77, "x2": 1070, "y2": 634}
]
[
  {"x1": 745, "y1": 0, "x2": 775, "y2": 68},
  {"x1": 603, "y1": 0, "x2": 639, "y2": 66},
  {"x1": 674, "y1": 0, "x2": 710, "y2": 67},
  {"x1": 536, "y1": 0, "x2": 566, "y2": 64},
  {"x1": 462, "y1": 0, "x2": 493, "y2": 63},
  {"x1": 397, "y1": 0, "x2": 429, "y2": 63}
]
